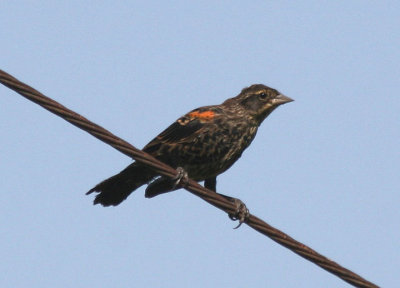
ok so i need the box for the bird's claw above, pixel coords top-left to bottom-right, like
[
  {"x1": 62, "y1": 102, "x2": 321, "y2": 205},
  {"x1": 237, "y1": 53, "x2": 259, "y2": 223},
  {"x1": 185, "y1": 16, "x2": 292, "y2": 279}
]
[
  {"x1": 228, "y1": 198, "x2": 250, "y2": 229},
  {"x1": 172, "y1": 167, "x2": 189, "y2": 189}
]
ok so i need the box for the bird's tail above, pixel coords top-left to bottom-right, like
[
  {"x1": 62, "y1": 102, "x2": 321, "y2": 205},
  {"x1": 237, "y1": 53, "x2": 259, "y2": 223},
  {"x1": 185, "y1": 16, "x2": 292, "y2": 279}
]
[{"x1": 86, "y1": 162, "x2": 155, "y2": 206}]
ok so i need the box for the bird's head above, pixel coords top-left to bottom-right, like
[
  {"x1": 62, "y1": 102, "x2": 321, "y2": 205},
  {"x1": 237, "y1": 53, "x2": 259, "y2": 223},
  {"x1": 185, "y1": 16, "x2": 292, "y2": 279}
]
[{"x1": 224, "y1": 84, "x2": 293, "y2": 125}]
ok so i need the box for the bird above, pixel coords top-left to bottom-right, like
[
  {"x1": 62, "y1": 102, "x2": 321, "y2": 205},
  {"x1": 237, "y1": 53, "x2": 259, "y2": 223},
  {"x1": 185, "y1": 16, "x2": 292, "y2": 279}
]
[{"x1": 87, "y1": 84, "x2": 293, "y2": 207}]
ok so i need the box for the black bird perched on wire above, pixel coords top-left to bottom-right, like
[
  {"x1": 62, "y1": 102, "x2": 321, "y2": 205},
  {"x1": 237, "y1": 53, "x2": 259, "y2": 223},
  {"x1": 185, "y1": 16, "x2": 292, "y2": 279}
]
[{"x1": 87, "y1": 84, "x2": 293, "y2": 209}]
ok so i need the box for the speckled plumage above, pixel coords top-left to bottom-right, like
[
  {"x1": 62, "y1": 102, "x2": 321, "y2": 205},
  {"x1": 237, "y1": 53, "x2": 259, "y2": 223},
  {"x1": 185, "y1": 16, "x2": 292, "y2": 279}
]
[{"x1": 87, "y1": 84, "x2": 293, "y2": 206}]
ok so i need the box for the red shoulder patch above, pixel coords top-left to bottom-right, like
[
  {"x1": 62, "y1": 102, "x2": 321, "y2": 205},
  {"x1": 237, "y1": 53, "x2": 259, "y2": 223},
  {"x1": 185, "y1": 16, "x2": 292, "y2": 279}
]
[{"x1": 188, "y1": 110, "x2": 215, "y2": 120}]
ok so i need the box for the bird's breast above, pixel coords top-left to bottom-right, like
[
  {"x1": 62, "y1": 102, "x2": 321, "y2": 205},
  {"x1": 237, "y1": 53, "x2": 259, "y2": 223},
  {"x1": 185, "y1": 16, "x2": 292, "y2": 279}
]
[{"x1": 162, "y1": 122, "x2": 258, "y2": 180}]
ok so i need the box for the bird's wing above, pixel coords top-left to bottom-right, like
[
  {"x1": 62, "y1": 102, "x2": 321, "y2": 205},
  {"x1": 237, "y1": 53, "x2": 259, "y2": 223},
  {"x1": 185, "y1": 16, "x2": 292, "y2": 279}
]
[{"x1": 143, "y1": 106, "x2": 221, "y2": 154}]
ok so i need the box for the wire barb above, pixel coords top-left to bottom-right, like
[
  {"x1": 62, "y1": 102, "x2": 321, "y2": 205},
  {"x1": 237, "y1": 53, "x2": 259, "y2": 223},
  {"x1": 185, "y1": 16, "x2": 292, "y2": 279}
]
[{"x1": 0, "y1": 69, "x2": 379, "y2": 288}]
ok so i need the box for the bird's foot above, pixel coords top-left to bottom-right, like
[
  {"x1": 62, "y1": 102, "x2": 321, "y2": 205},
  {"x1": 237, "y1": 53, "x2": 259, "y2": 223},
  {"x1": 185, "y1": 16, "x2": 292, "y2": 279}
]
[
  {"x1": 228, "y1": 198, "x2": 250, "y2": 229},
  {"x1": 172, "y1": 167, "x2": 189, "y2": 189}
]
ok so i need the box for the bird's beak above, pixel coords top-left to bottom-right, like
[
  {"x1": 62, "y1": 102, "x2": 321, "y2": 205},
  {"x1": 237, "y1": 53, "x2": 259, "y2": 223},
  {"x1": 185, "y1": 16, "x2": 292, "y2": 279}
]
[{"x1": 273, "y1": 94, "x2": 294, "y2": 106}]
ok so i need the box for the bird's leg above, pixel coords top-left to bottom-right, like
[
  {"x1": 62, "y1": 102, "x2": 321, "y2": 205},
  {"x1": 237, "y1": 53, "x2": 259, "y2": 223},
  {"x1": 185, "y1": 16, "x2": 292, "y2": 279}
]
[
  {"x1": 229, "y1": 198, "x2": 250, "y2": 229},
  {"x1": 204, "y1": 177, "x2": 249, "y2": 228},
  {"x1": 145, "y1": 167, "x2": 188, "y2": 198},
  {"x1": 217, "y1": 193, "x2": 250, "y2": 229},
  {"x1": 204, "y1": 177, "x2": 217, "y2": 191},
  {"x1": 172, "y1": 167, "x2": 189, "y2": 189},
  {"x1": 178, "y1": 173, "x2": 249, "y2": 228}
]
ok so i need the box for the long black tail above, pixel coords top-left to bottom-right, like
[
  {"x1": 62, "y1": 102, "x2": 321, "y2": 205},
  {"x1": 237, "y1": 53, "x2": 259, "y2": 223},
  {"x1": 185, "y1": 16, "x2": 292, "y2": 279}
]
[{"x1": 86, "y1": 162, "x2": 155, "y2": 206}]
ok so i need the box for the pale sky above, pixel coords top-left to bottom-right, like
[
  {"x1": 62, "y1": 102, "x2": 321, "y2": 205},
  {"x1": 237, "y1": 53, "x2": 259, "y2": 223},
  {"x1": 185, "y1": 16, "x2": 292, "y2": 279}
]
[{"x1": 1, "y1": 2, "x2": 399, "y2": 287}]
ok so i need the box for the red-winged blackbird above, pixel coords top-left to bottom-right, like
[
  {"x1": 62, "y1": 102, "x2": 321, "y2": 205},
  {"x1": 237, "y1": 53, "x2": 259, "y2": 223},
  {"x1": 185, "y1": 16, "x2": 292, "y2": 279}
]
[{"x1": 87, "y1": 84, "x2": 293, "y2": 206}]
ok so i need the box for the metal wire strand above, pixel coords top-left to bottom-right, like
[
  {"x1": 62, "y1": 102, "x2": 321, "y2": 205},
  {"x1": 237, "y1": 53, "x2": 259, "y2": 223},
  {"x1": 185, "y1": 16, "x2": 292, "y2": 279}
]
[{"x1": 0, "y1": 69, "x2": 379, "y2": 288}]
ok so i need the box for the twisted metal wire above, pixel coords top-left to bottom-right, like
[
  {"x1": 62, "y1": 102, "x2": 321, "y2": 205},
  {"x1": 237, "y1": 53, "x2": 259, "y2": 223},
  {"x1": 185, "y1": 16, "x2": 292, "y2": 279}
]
[{"x1": 0, "y1": 69, "x2": 379, "y2": 288}]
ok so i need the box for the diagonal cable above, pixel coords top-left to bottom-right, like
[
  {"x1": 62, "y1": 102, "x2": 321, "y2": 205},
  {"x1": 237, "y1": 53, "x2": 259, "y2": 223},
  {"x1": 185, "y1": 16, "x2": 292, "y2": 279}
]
[{"x1": 0, "y1": 69, "x2": 379, "y2": 288}]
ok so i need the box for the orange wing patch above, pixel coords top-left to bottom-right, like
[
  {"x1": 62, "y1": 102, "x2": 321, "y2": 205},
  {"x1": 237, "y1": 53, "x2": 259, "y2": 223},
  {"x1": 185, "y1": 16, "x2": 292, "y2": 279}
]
[{"x1": 188, "y1": 110, "x2": 215, "y2": 120}]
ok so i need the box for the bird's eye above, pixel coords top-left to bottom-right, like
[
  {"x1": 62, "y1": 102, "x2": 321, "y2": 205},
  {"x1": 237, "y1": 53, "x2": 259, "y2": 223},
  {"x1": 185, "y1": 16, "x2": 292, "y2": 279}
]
[{"x1": 259, "y1": 92, "x2": 267, "y2": 100}]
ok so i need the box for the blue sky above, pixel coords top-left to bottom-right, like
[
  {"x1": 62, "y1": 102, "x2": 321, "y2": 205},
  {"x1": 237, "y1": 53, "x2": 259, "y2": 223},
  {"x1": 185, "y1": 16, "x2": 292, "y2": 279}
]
[{"x1": 1, "y1": 1, "x2": 399, "y2": 287}]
